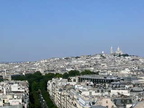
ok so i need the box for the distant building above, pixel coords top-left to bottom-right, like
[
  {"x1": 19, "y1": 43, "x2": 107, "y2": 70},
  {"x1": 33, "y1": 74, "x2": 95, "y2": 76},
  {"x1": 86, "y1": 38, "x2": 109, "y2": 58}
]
[
  {"x1": 78, "y1": 75, "x2": 122, "y2": 84},
  {"x1": 110, "y1": 46, "x2": 123, "y2": 55}
]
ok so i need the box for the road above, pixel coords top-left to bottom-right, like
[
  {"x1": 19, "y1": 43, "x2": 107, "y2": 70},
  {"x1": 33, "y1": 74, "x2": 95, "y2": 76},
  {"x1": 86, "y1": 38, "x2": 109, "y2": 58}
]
[{"x1": 39, "y1": 92, "x2": 48, "y2": 108}]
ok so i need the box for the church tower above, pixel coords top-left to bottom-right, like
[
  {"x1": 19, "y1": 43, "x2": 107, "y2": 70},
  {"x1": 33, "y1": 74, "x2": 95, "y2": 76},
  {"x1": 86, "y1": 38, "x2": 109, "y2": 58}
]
[
  {"x1": 110, "y1": 46, "x2": 113, "y2": 54},
  {"x1": 116, "y1": 46, "x2": 123, "y2": 55}
]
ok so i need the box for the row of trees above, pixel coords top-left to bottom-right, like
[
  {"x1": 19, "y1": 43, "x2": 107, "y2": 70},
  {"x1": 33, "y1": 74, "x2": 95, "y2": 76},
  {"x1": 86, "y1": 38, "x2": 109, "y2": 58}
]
[{"x1": 12, "y1": 70, "x2": 97, "y2": 108}]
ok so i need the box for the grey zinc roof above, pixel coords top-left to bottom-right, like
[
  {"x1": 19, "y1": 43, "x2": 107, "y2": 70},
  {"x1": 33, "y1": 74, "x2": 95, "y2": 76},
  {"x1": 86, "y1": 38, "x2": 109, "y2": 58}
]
[{"x1": 0, "y1": 105, "x2": 23, "y2": 108}]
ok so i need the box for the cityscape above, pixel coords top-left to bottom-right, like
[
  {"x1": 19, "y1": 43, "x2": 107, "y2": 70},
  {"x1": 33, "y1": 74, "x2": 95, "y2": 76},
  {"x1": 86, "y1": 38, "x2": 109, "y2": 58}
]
[
  {"x1": 1, "y1": 48, "x2": 144, "y2": 107},
  {"x1": 1, "y1": 1, "x2": 144, "y2": 108}
]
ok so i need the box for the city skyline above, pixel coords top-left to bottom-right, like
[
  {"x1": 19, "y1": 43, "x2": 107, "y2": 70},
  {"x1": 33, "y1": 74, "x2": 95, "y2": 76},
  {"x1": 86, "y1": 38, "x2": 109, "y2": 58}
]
[{"x1": 0, "y1": 1, "x2": 144, "y2": 62}]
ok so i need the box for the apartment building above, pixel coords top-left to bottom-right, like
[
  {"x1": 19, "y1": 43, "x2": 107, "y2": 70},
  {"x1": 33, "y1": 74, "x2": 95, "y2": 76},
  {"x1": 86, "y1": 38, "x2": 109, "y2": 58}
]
[
  {"x1": 0, "y1": 81, "x2": 29, "y2": 108},
  {"x1": 47, "y1": 78, "x2": 117, "y2": 108}
]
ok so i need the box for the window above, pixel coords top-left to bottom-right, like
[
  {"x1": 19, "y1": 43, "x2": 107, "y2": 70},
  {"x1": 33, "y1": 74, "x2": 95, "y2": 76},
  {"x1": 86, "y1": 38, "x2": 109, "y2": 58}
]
[{"x1": 101, "y1": 90, "x2": 103, "y2": 93}]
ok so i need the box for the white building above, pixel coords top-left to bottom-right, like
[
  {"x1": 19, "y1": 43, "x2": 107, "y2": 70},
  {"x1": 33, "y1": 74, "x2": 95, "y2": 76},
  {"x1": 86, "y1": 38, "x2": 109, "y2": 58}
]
[{"x1": 0, "y1": 81, "x2": 29, "y2": 108}]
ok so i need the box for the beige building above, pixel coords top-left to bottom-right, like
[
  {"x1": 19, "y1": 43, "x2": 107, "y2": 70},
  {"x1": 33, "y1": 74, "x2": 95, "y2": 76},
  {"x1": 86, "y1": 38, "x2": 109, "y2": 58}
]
[
  {"x1": 47, "y1": 78, "x2": 117, "y2": 108},
  {"x1": 0, "y1": 81, "x2": 29, "y2": 108},
  {"x1": 133, "y1": 101, "x2": 144, "y2": 108},
  {"x1": 97, "y1": 97, "x2": 117, "y2": 108}
]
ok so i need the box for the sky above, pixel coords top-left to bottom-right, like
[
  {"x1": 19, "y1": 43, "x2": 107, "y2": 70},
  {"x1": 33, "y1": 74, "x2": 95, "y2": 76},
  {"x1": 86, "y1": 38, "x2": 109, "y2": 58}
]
[{"x1": 0, "y1": 0, "x2": 144, "y2": 62}]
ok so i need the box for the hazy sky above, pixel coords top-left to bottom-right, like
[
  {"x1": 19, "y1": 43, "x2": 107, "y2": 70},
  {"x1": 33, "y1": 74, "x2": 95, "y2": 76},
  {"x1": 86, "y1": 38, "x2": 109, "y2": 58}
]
[{"x1": 0, "y1": 0, "x2": 144, "y2": 62}]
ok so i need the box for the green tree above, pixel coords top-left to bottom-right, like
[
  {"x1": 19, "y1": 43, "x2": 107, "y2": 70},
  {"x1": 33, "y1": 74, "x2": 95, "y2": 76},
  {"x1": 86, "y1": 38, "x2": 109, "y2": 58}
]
[
  {"x1": 68, "y1": 70, "x2": 80, "y2": 76},
  {"x1": 63, "y1": 73, "x2": 69, "y2": 79}
]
